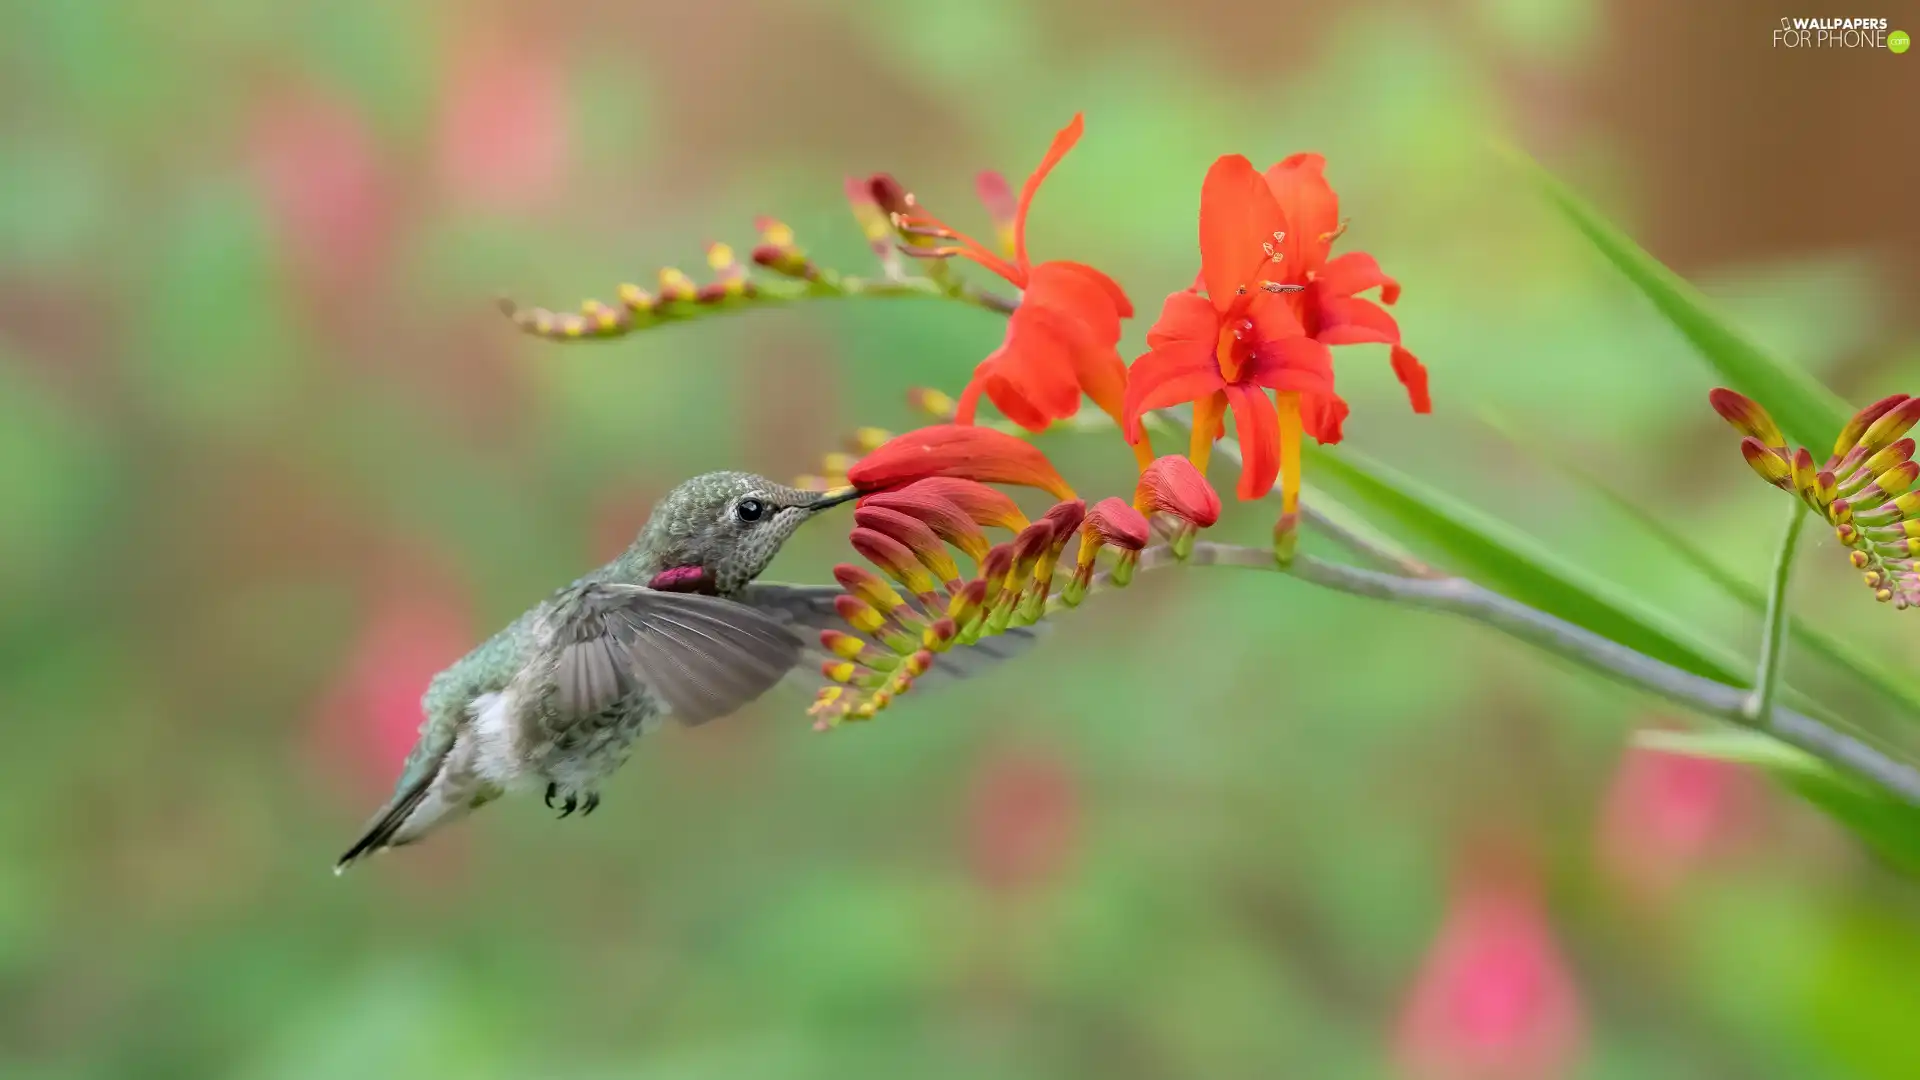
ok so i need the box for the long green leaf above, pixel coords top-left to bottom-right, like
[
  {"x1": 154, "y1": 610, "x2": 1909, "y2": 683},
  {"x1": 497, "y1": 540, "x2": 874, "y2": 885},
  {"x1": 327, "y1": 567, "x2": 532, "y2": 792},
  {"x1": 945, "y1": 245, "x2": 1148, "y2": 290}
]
[
  {"x1": 1482, "y1": 410, "x2": 1920, "y2": 723},
  {"x1": 1637, "y1": 729, "x2": 1920, "y2": 876},
  {"x1": 1303, "y1": 443, "x2": 1750, "y2": 686},
  {"x1": 1515, "y1": 149, "x2": 1853, "y2": 451}
]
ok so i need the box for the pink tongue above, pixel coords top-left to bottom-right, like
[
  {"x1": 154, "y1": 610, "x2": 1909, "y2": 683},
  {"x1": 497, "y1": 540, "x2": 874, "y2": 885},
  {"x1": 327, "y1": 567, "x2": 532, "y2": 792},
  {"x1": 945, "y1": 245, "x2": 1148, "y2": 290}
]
[{"x1": 649, "y1": 565, "x2": 711, "y2": 592}]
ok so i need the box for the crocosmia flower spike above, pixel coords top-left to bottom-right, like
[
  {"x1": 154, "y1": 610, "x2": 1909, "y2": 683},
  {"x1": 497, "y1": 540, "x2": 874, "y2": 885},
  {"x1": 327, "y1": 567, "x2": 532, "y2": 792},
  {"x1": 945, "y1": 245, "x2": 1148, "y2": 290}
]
[{"x1": 1711, "y1": 387, "x2": 1920, "y2": 607}]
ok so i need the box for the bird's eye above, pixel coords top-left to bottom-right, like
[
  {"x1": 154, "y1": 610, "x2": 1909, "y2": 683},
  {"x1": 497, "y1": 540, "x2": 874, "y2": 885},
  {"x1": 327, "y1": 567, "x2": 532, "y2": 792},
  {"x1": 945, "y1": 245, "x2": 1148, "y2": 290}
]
[{"x1": 735, "y1": 498, "x2": 765, "y2": 523}]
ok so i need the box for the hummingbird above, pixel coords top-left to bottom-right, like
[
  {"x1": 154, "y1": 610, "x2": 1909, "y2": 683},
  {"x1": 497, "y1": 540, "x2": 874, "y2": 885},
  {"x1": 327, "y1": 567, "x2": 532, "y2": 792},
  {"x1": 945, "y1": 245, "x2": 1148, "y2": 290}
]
[
  {"x1": 333, "y1": 472, "x2": 865, "y2": 873},
  {"x1": 334, "y1": 470, "x2": 1043, "y2": 873}
]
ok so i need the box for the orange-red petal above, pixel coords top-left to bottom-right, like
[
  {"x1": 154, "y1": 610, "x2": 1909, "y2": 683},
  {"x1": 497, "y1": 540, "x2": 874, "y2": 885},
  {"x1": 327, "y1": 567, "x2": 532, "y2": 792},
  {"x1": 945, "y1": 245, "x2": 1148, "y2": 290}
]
[
  {"x1": 1123, "y1": 351, "x2": 1228, "y2": 443},
  {"x1": 958, "y1": 260, "x2": 1133, "y2": 431},
  {"x1": 1263, "y1": 153, "x2": 1340, "y2": 275},
  {"x1": 956, "y1": 370, "x2": 1051, "y2": 431},
  {"x1": 1315, "y1": 250, "x2": 1400, "y2": 303},
  {"x1": 1313, "y1": 295, "x2": 1402, "y2": 347},
  {"x1": 1241, "y1": 335, "x2": 1336, "y2": 396},
  {"x1": 1030, "y1": 259, "x2": 1134, "y2": 325},
  {"x1": 1198, "y1": 154, "x2": 1288, "y2": 313},
  {"x1": 957, "y1": 307, "x2": 1086, "y2": 430},
  {"x1": 1244, "y1": 284, "x2": 1311, "y2": 342},
  {"x1": 1302, "y1": 393, "x2": 1350, "y2": 444},
  {"x1": 1013, "y1": 114, "x2": 1085, "y2": 271},
  {"x1": 1222, "y1": 382, "x2": 1281, "y2": 500},
  {"x1": 848, "y1": 424, "x2": 1076, "y2": 500},
  {"x1": 1392, "y1": 345, "x2": 1432, "y2": 414},
  {"x1": 1145, "y1": 289, "x2": 1220, "y2": 350}
]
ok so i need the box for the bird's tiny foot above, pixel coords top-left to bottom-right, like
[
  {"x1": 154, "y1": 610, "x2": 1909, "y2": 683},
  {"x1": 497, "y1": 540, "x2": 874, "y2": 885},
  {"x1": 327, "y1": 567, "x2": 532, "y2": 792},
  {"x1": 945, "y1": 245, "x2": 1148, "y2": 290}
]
[
  {"x1": 556, "y1": 793, "x2": 578, "y2": 819},
  {"x1": 544, "y1": 782, "x2": 558, "y2": 810},
  {"x1": 582, "y1": 793, "x2": 601, "y2": 816}
]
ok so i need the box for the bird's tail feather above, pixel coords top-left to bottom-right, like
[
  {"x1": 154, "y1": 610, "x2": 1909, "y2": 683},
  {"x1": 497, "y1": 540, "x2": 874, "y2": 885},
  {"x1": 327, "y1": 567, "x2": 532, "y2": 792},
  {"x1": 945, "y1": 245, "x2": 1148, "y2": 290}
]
[{"x1": 333, "y1": 774, "x2": 434, "y2": 875}]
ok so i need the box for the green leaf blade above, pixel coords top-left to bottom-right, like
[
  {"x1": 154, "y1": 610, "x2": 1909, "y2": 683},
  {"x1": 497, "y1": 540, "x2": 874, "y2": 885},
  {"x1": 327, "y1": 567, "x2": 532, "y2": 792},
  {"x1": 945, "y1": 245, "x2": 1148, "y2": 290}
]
[
  {"x1": 1515, "y1": 150, "x2": 1853, "y2": 451},
  {"x1": 1301, "y1": 443, "x2": 1749, "y2": 684}
]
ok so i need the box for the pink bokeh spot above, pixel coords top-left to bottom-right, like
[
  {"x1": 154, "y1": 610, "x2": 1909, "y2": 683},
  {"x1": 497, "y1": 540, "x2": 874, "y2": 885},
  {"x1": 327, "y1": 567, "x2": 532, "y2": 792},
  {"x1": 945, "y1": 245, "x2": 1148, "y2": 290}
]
[
  {"x1": 1394, "y1": 860, "x2": 1586, "y2": 1080},
  {"x1": 1598, "y1": 734, "x2": 1756, "y2": 904},
  {"x1": 436, "y1": 34, "x2": 570, "y2": 209},
  {"x1": 250, "y1": 88, "x2": 391, "y2": 298},
  {"x1": 308, "y1": 588, "x2": 475, "y2": 798},
  {"x1": 965, "y1": 748, "x2": 1080, "y2": 895}
]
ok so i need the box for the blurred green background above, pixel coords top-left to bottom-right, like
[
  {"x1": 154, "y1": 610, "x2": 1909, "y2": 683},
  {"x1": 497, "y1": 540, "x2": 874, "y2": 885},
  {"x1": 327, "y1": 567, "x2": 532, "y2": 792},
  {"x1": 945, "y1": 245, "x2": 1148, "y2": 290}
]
[{"x1": 4, "y1": 0, "x2": 1918, "y2": 1076}]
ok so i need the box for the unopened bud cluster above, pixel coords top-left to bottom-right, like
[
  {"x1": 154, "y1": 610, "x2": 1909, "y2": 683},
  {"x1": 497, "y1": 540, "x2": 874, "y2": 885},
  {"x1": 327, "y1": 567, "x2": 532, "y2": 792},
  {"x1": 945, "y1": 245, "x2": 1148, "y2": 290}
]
[
  {"x1": 498, "y1": 222, "x2": 809, "y2": 339},
  {"x1": 1712, "y1": 388, "x2": 1920, "y2": 607},
  {"x1": 811, "y1": 480, "x2": 1156, "y2": 727},
  {"x1": 810, "y1": 427, "x2": 1223, "y2": 726}
]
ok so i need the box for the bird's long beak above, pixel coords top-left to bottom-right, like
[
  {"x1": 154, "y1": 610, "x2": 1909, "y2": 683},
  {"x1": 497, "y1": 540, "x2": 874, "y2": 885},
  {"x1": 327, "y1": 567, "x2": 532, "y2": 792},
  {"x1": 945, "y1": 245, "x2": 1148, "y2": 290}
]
[{"x1": 805, "y1": 485, "x2": 861, "y2": 513}]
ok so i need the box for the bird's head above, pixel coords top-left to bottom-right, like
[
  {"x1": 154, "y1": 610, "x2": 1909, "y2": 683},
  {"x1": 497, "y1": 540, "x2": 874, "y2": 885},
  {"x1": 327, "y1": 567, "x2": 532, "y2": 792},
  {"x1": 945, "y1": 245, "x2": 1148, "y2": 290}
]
[{"x1": 639, "y1": 471, "x2": 858, "y2": 594}]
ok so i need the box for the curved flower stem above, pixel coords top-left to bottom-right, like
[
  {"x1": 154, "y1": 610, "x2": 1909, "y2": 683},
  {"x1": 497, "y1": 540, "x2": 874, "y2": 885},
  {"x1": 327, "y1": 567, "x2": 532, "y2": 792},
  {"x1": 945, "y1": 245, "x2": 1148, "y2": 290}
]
[
  {"x1": 1090, "y1": 540, "x2": 1920, "y2": 806},
  {"x1": 501, "y1": 272, "x2": 1015, "y2": 341},
  {"x1": 1745, "y1": 503, "x2": 1807, "y2": 724}
]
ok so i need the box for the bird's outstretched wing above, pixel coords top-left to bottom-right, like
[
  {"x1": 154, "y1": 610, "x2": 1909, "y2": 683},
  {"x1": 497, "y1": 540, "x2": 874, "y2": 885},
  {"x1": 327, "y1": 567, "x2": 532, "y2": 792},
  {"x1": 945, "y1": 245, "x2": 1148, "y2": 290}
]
[
  {"x1": 555, "y1": 585, "x2": 805, "y2": 726},
  {"x1": 741, "y1": 583, "x2": 1048, "y2": 690}
]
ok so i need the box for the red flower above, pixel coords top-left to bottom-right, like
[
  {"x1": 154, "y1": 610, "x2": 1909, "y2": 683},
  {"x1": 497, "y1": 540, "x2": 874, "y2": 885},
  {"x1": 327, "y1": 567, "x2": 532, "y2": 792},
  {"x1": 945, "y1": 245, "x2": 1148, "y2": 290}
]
[
  {"x1": 889, "y1": 116, "x2": 1149, "y2": 466},
  {"x1": 1122, "y1": 154, "x2": 1339, "y2": 506},
  {"x1": 1262, "y1": 153, "x2": 1430, "y2": 416},
  {"x1": 846, "y1": 424, "x2": 1076, "y2": 500}
]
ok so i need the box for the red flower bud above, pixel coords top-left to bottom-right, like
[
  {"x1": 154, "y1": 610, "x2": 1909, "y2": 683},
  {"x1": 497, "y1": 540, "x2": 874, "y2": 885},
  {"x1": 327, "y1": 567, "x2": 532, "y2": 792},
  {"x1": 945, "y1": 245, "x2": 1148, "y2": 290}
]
[
  {"x1": 854, "y1": 505, "x2": 961, "y2": 588},
  {"x1": 1707, "y1": 388, "x2": 1785, "y2": 449},
  {"x1": 1083, "y1": 497, "x2": 1150, "y2": 552},
  {"x1": 1833, "y1": 394, "x2": 1911, "y2": 458},
  {"x1": 875, "y1": 477, "x2": 1029, "y2": 533},
  {"x1": 1134, "y1": 455, "x2": 1221, "y2": 528},
  {"x1": 1039, "y1": 499, "x2": 1086, "y2": 555},
  {"x1": 860, "y1": 485, "x2": 995, "y2": 563}
]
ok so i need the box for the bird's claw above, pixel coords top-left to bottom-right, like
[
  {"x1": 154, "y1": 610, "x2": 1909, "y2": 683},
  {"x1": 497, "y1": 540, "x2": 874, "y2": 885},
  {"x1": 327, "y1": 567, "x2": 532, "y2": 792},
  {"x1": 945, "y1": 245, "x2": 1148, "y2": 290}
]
[{"x1": 544, "y1": 783, "x2": 597, "y2": 819}]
